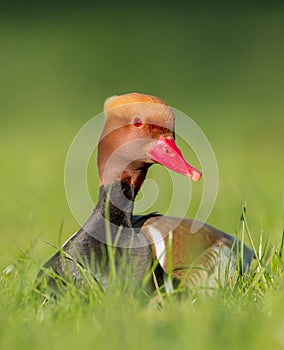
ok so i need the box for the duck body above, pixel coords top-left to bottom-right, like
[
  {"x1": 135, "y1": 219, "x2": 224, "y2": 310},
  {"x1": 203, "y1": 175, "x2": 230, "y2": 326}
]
[
  {"x1": 37, "y1": 93, "x2": 254, "y2": 293},
  {"x1": 39, "y1": 182, "x2": 154, "y2": 291}
]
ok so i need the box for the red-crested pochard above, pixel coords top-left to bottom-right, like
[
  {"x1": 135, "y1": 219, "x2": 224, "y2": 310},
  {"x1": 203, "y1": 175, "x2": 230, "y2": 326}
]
[{"x1": 38, "y1": 93, "x2": 254, "y2": 293}]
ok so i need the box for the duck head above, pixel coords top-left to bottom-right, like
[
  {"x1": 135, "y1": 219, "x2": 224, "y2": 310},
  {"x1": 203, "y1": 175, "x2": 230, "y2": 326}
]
[{"x1": 98, "y1": 93, "x2": 202, "y2": 190}]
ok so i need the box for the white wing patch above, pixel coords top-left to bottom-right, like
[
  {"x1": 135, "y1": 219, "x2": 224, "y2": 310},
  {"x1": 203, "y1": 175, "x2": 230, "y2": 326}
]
[{"x1": 147, "y1": 226, "x2": 166, "y2": 267}]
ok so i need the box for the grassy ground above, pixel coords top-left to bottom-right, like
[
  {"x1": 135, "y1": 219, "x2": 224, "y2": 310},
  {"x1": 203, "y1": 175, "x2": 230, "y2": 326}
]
[{"x1": 1, "y1": 4, "x2": 284, "y2": 350}]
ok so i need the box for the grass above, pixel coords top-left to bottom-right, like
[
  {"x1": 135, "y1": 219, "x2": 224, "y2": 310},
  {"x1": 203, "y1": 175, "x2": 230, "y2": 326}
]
[
  {"x1": 1, "y1": 207, "x2": 284, "y2": 350},
  {"x1": 1, "y1": 5, "x2": 284, "y2": 350}
]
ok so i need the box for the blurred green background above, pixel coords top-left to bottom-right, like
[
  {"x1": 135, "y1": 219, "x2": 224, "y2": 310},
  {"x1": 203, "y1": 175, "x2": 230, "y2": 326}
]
[{"x1": 0, "y1": 1, "x2": 283, "y2": 269}]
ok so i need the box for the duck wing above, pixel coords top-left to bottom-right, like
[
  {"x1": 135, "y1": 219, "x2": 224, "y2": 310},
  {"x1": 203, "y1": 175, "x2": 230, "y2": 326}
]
[{"x1": 138, "y1": 215, "x2": 254, "y2": 287}]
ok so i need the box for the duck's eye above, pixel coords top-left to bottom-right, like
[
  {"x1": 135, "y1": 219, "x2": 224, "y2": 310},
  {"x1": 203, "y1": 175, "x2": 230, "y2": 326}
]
[{"x1": 133, "y1": 117, "x2": 143, "y2": 127}]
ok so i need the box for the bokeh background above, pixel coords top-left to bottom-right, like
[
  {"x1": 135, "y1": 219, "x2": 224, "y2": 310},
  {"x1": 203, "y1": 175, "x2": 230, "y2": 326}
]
[{"x1": 0, "y1": 1, "x2": 283, "y2": 269}]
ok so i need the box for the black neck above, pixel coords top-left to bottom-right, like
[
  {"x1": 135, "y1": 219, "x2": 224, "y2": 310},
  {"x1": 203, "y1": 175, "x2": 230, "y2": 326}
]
[
  {"x1": 95, "y1": 181, "x2": 137, "y2": 228},
  {"x1": 82, "y1": 181, "x2": 138, "y2": 241}
]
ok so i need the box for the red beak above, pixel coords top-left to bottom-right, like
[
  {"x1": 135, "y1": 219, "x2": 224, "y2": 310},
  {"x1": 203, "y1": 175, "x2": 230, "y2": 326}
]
[{"x1": 147, "y1": 136, "x2": 202, "y2": 181}]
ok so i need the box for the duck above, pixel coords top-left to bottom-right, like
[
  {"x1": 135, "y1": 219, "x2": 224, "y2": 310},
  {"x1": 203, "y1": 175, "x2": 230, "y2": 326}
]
[{"x1": 37, "y1": 92, "x2": 254, "y2": 293}]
